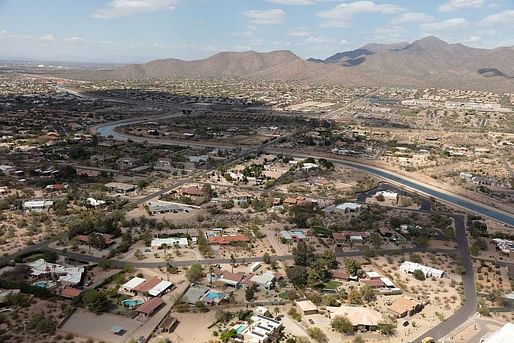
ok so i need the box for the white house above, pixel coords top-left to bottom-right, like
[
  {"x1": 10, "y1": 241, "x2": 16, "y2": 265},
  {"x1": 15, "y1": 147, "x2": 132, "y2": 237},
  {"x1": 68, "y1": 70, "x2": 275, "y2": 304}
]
[
  {"x1": 121, "y1": 277, "x2": 146, "y2": 294},
  {"x1": 375, "y1": 191, "x2": 399, "y2": 202},
  {"x1": 151, "y1": 237, "x2": 189, "y2": 250},
  {"x1": 148, "y1": 280, "x2": 173, "y2": 297},
  {"x1": 400, "y1": 261, "x2": 446, "y2": 279},
  {"x1": 86, "y1": 198, "x2": 106, "y2": 207},
  {"x1": 23, "y1": 200, "x2": 53, "y2": 212},
  {"x1": 236, "y1": 315, "x2": 283, "y2": 343},
  {"x1": 251, "y1": 271, "x2": 276, "y2": 290}
]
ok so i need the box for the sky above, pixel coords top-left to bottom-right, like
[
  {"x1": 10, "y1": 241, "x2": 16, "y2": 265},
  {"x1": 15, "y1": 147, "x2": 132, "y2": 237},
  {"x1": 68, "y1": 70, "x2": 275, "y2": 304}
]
[{"x1": 0, "y1": 0, "x2": 513, "y2": 63}]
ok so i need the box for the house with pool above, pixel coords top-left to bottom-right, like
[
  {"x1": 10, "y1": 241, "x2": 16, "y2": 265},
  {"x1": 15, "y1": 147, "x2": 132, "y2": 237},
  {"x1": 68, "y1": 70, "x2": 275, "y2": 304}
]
[{"x1": 234, "y1": 314, "x2": 283, "y2": 343}]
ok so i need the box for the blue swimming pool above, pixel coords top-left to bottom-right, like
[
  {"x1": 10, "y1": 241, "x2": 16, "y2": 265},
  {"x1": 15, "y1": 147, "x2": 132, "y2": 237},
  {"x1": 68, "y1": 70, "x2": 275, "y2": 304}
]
[
  {"x1": 122, "y1": 299, "x2": 145, "y2": 309},
  {"x1": 204, "y1": 290, "x2": 226, "y2": 300},
  {"x1": 34, "y1": 281, "x2": 55, "y2": 288},
  {"x1": 235, "y1": 324, "x2": 247, "y2": 335}
]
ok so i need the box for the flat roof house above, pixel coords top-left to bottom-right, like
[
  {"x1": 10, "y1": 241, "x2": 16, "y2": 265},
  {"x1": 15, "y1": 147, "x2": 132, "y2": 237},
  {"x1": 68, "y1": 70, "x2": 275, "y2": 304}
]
[
  {"x1": 327, "y1": 305, "x2": 383, "y2": 332},
  {"x1": 121, "y1": 277, "x2": 146, "y2": 295},
  {"x1": 105, "y1": 182, "x2": 137, "y2": 195},
  {"x1": 400, "y1": 261, "x2": 446, "y2": 279},
  {"x1": 295, "y1": 300, "x2": 318, "y2": 315},
  {"x1": 151, "y1": 237, "x2": 189, "y2": 250},
  {"x1": 237, "y1": 315, "x2": 283, "y2": 343},
  {"x1": 23, "y1": 200, "x2": 53, "y2": 213},
  {"x1": 251, "y1": 271, "x2": 276, "y2": 290}
]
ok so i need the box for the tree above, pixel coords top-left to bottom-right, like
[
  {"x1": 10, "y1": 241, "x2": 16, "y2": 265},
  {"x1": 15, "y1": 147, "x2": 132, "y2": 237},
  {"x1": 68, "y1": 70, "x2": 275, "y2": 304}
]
[
  {"x1": 245, "y1": 285, "x2": 257, "y2": 302},
  {"x1": 286, "y1": 266, "x2": 308, "y2": 288},
  {"x1": 361, "y1": 286, "x2": 376, "y2": 303},
  {"x1": 292, "y1": 240, "x2": 315, "y2": 267},
  {"x1": 81, "y1": 289, "x2": 110, "y2": 313},
  {"x1": 186, "y1": 263, "x2": 204, "y2": 282},
  {"x1": 263, "y1": 252, "x2": 271, "y2": 264},
  {"x1": 344, "y1": 258, "x2": 362, "y2": 277},
  {"x1": 413, "y1": 269, "x2": 426, "y2": 281},
  {"x1": 378, "y1": 323, "x2": 396, "y2": 336},
  {"x1": 331, "y1": 315, "x2": 353, "y2": 334},
  {"x1": 320, "y1": 250, "x2": 336, "y2": 269},
  {"x1": 30, "y1": 313, "x2": 56, "y2": 334},
  {"x1": 307, "y1": 327, "x2": 328, "y2": 343},
  {"x1": 230, "y1": 254, "x2": 236, "y2": 273},
  {"x1": 220, "y1": 329, "x2": 237, "y2": 343},
  {"x1": 308, "y1": 259, "x2": 330, "y2": 288}
]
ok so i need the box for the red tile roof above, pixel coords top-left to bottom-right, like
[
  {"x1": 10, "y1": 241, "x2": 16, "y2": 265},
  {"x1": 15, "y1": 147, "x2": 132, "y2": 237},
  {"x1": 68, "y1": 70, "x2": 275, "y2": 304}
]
[
  {"x1": 61, "y1": 287, "x2": 81, "y2": 298},
  {"x1": 208, "y1": 235, "x2": 250, "y2": 245}
]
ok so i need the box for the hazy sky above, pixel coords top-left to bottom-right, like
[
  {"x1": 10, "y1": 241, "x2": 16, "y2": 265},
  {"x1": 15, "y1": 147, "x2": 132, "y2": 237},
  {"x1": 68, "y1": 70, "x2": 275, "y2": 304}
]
[{"x1": 0, "y1": 0, "x2": 513, "y2": 63}]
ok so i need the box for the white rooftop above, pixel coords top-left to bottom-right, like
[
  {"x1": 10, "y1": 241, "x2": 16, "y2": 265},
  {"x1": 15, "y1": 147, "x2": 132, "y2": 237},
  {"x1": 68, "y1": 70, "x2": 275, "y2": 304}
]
[
  {"x1": 122, "y1": 277, "x2": 146, "y2": 290},
  {"x1": 149, "y1": 280, "x2": 173, "y2": 297},
  {"x1": 26, "y1": 259, "x2": 84, "y2": 285},
  {"x1": 482, "y1": 323, "x2": 514, "y2": 343},
  {"x1": 151, "y1": 237, "x2": 189, "y2": 248}
]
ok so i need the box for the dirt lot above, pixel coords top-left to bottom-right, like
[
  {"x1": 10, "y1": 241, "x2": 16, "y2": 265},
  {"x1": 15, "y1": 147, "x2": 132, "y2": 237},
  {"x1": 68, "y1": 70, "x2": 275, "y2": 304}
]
[{"x1": 60, "y1": 308, "x2": 142, "y2": 343}]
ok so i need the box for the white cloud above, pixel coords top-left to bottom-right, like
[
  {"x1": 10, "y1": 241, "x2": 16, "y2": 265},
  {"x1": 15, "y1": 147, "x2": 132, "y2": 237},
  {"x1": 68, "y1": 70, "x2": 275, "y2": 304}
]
[
  {"x1": 244, "y1": 9, "x2": 286, "y2": 25},
  {"x1": 266, "y1": 0, "x2": 314, "y2": 5},
  {"x1": 93, "y1": 0, "x2": 177, "y2": 19},
  {"x1": 439, "y1": 0, "x2": 483, "y2": 12},
  {"x1": 480, "y1": 9, "x2": 514, "y2": 26},
  {"x1": 393, "y1": 12, "x2": 434, "y2": 24},
  {"x1": 40, "y1": 34, "x2": 56, "y2": 41},
  {"x1": 318, "y1": 1, "x2": 404, "y2": 28},
  {"x1": 64, "y1": 36, "x2": 87, "y2": 42},
  {"x1": 288, "y1": 27, "x2": 313, "y2": 37},
  {"x1": 306, "y1": 36, "x2": 334, "y2": 44},
  {"x1": 422, "y1": 18, "x2": 469, "y2": 32}
]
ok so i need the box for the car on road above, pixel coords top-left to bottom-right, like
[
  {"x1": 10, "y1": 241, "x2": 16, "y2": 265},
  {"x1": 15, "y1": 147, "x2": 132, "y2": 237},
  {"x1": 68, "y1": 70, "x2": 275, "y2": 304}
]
[{"x1": 308, "y1": 319, "x2": 315, "y2": 324}]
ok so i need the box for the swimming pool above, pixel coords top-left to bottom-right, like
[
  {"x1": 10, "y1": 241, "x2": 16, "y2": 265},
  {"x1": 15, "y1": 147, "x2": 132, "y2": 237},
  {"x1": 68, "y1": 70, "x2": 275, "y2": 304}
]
[
  {"x1": 122, "y1": 298, "x2": 145, "y2": 309},
  {"x1": 235, "y1": 324, "x2": 247, "y2": 335},
  {"x1": 204, "y1": 290, "x2": 226, "y2": 300},
  {"x1": 33, "y1": 281, "x2": 56, "y2": 288}
]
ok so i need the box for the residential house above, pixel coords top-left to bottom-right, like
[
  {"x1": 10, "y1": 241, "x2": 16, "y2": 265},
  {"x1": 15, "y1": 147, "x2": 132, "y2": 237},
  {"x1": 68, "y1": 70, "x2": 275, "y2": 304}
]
[
  {"x1": 327, "y1": 305, "x2": 383, "y2": 332},
  {"x1": 23, "y1": 200, "x2": 54, "y2": 213},
  {"x1": 388, "y1": 297, "x2": 425, "y2": 318},
  {"x1": 136, "y1": 297, "x2": 164, "y2": 319},
  {"x1": 295, "y1": 300, "x2": 318, "y2": 315},
  {"x1": 400, "y1": 261, "x2": 446, "y2": 279},
  {"x1": 236, "y1": 315, "x2": 283, "y2": 343}
]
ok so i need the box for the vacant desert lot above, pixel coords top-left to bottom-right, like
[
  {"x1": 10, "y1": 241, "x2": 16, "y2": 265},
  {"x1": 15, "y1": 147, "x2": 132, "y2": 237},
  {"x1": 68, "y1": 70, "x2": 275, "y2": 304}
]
[{"x1": 60, "y1": 309, "x2": 142, "y2": 343}]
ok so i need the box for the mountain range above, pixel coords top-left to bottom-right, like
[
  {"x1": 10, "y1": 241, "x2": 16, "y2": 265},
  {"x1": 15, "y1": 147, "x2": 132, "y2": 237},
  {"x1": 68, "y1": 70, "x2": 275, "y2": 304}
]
[{"x1": 80, "y1": 36, "x2": 514, "y2": 92}]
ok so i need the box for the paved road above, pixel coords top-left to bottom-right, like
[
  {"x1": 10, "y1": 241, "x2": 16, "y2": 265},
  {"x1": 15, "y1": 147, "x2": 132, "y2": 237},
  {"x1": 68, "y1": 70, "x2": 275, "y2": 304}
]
[
  {"x1": 411, "y1": 214, "x2": 477, "y2": 343},
  {"x1": 44, "y1": 246, "x2": 457, "y2": 269},
  {"x1": 0, "y1": 239, "x2": 53, "y2": 266}
]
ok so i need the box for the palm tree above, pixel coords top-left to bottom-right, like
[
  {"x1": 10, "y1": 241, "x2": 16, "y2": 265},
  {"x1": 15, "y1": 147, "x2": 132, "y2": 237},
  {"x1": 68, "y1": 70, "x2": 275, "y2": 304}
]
[
  {"x1": 209, "y1": 265, "x2": 214, "y2": 287},
  {"x1": 230, "y1": 254, "x2": 236, "y2": 273}
]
